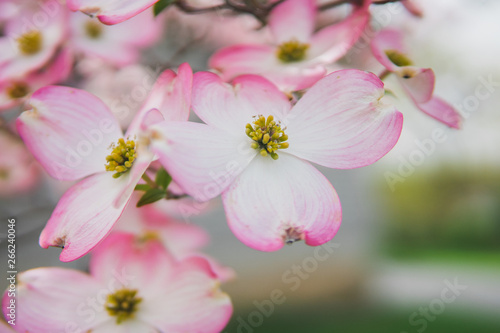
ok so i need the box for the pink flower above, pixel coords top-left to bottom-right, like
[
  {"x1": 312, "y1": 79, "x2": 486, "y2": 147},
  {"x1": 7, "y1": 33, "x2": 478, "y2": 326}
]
[
  {"x1": 67, "y1": 0, "x2": 160, "y2": 25},
  {"x1": 16, "y1": 63, "x2": 193, "y2": 261},
  {"x1": 148, "y1": 69, "x2": 403, "y2": 251},
  {"x1": 371, "y1": 28, "x2": 462, "y2": 129},
  {"x1": 209, "y1": 0, "x2": 371, "y2": 92},
  {"x1": 69, "y1": 10, "x2": 161, "y2": 66},
  {"x1": 0, "y1": 48, "x2": 72, "y2": 111},
  {"x1": 0, "y1": 1, "x2": 68, "y2": 80},
  {"x1": 2, "y1": 233, "x2": 232, "y2": 332}
]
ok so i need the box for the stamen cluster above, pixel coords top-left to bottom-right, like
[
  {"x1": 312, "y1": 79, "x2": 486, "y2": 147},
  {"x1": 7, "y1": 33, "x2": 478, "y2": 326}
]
[
  {"x1": 105, "y1": 289, "x2": 143, "y2": 324},
  {"x1": 385, "y1": 49, "x2": 413, "y2": 67},
  {"x1": 276, "y1": 39, "x2": 309, "y2": 63},
  {"x1": 85, "y1": 21, "x2": 103, "y2": 39},
  {"x1": 17, "y1": 31, "x2": 43, "y2": 55},
  {"x1": 105, "y1": 138, "x2": 137, "y2": 178},
  {"x1": 246, "y1": 115, "x2": 289, "y2": 160}
]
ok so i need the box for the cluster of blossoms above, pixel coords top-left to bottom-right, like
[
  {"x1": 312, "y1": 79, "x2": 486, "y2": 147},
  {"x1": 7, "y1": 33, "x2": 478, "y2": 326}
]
[{"x1": 1, "y1": 0, "x2": 462, "y2": 330}]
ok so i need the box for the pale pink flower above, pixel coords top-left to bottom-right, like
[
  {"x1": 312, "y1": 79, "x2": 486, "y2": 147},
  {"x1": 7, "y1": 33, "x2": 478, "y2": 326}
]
[
  {"x1": 0, "y1": 48, "x2": 72, "y2": 111},
  {"x1": 371, "y1": 28, "x2": 462, "y2": 129},
  {"x1": 0, "y1": 1, "x2": 68, "y2": 80},
  {"x1": 69, "y1": 10, "x2": 161, "y2": 66},
  {"x1": 0, "y1": 129, "x2": 40, "y2": 197},
  {"x1": 149, "y1": 69, "x2": 403, "y2": 251},
  {"x1": 67, "y1": 0, "x2": 160, "y2": 25},
  {"x1": 2, "y1": 233, "x2": 232, "y2": 332},
  {"x1": 16, "y1": 63, "x2": 193, "y2": 261},
  {"x1": 209, "y1": 0, "x2": 371, "y2": 92}
]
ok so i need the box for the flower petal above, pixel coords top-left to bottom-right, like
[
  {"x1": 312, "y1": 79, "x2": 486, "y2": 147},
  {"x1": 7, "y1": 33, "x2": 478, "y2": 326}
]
[
  {"x1": 396, "y1": 67, "x2": 435, "y2": 104},
  {"x1": 192, "y1": 71, "x2": 292, "y2": 136},
  {"x1": 222, "y1": 154, "x2": 342, "y2": 251},
  {"x1": 308, "y1": 1, "x2": 370, "y2": 63},
  {"x1": 149, "y1": 121, "x2": 256, "y2": 201},
  {"x1": 67, "y1": 0, "x2": 159, "y2": 25},
  {"x1": 268, "y1": 0, "x2": 316, "y2": 43},
  {"x1": 370, "y1": 28, "x2": 407, "y2": 72},
  {"x1": 39, "y1": 172, "x2": 131, "y2": 262},
  {"x1": 416, "y1": 96, "x2": 462, "y2": 129},
  {"x1": 285, "y1": 69, "x2": 403, "y2": 169},
  {"x1": 3, "y1": 267, "x2": 106, "y2": 332},
  {"x1": 17, "y1": 86, "x2": 122, "y2": 181},
  {"x1": 139, "y1": 256, "x2": 233, "y2": 333}
]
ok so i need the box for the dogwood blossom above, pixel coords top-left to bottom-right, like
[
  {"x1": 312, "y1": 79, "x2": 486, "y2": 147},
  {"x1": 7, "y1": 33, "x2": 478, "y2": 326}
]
[
  {"x1": 149, "y1": 69, "x2": 403, "y2": 251},
  {"x1": 16, "y1": 63, "x2": 192, "y2": 261},
  {"x1": 209, "y1": 0, "x2": 371, "y2": 92},
  {"x1": 371, "y1": 28, "x2": 462, "y2": 129},
  {"x1": 3, "y1": 232, "x2": 232, "y2": 332}
]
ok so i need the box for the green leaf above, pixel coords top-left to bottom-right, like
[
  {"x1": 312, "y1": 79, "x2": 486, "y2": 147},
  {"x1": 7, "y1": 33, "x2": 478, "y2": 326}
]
[
  {"x1": 136, "y1": 188, "x2": 166, "y2": 207},
  {"x1": 153, "y1": 0, "x2": 175, "y2": 16},
  {"x1": 134, "y1": 184, "x2": 151, "y2": 192},
  {"x1": 155, "y1": 168, "x2": 172, "y2": 190}
]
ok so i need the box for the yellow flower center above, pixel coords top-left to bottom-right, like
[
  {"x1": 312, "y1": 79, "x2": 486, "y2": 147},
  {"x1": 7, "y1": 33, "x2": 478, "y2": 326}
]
[
  {"x1": 17, "y1": 31, "x2": 43, "y2": 55},
  {"x1": 246, "y1": 115, "x2": 289, "y2": 160},
  {"x1": 105, "y1": 289, "x2": 142, "y2": 324},
  {"x1": 276, "y1": 39, "x2": 309, "y2": 63},
  {"x1": 85, "y1": 20, "x2": 103, "y2": 39},
  {"x1": 6, "y1": 82, "x2": 29, "y2": 99},
  {"x1": 385, "y1": 49, "x2": 413, "y2": 67},
  {"x1": 105, "y1": 138, "x2": 137, "y2": 178}
]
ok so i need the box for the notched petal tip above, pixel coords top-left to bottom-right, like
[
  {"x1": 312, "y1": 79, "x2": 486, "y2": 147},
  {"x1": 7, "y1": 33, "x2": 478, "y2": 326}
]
[{"x1": 283, "y1": 227, "x2": 305, "y2": 245}]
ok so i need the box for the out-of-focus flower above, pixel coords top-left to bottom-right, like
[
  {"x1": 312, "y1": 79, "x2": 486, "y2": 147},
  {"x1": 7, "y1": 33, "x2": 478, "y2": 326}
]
[
  {"x1": 0, "y1": 129, "x2": 39, "y2": 197},
  {"x1": 149, "y1": 69, "x2": 403, "y2": 251},
  {"x1": 15, "y1": 63, "x2": 192, "y2": 261},
  {"x1": 114, "y1": 203, "x2": 235, "y2": 281},
  {"x1": 0, "y1": 49, "x2": 72, "y2": 111},
  {"x1": 69, "y1": 10, "x2": 161, "y2": 67},
  {"x1": 0, "y1": 0, "x2": 68, "y2": 80},
  {"x1": 67, "y1": 0, "x2": 160, "y2": 25},
  {"x1": 209, "y1": 0, "x2": 371, "y2": 92},
  {"x1": 2, "y1": 233, "x2": 232, "y2": 332},
  {"x1": 371, "y1": 28, "x2": 462, "y2": 129}
]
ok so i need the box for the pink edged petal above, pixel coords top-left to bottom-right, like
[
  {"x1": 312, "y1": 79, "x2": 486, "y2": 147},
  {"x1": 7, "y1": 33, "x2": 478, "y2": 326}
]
[
  {"x1": 91, "y1": 320, "x2": 157, "y2": 333},
  {"x1": 139, "y1": 256, "x2": 232, "y2": 333},
  {"x1": 396, "y1": 67, "x2": 435, "y2": 104},
  {"x1": 149, "y1": 121, "x2": 256, "y2": 201},
  {"x1": 187, "y1": 253, "x2": 236, "y2": 283},
  {"x1": 16, "y1": 86, "x2": 122, "y2": 180},
  {"x1": 416, "y1": 96, "x2": 462, "y2": 129},
  {"x1": 285, "y1": 69, "x2": 403, "y2": 169},
  {"x1": 3, "y1": 267, "x2": 106, "y2": 332},
  {"x1": 39, "y1": 172, "x2": 132, "y2": 262},
  {"x1": 268, "y1": 0, "x2": 316, "y2": 43},
  {"x1": 403, "y1": 0, "x2": 424, "y2": 17},
  {"x1": 222, "y1": 153, "x2": 342, "y2": 251},
  {"x1": 192, "y1": 71, "x2": 292, "y2": 135},
  {"x1": 370, "y1": 28, "x2": 408, "y2": 71},
  {"x1": 0, "y1": 320, "x2": 15, "y2": 332},
  {"x1": 308, "y1": 1, "x2": 370, "y2": 64},
  {"x1": 90, "y1": 232, "x2": 177, "y2": 298},
  {"x1": 68, "y1": 0, "x2": 159, "y2": 25},
  {"x1": 137, "y1": 63, "x2": 193, "y2": 122}
]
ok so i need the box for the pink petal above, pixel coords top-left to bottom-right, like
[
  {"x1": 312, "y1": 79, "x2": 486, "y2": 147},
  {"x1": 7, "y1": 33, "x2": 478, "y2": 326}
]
[
  {"x1": 139, "y1": 256, "x2": 233, "y2": 333},
  {"x1": 396, "y1": 67, "x2": 435, "y2": 104},
  {"x1": 149, "y1": 121, "x2": 256, "y2": 201},
  {"x1": 222, "y1": 153, "x2": 342, "y2": 251},
  {"x1": 308, "y1": 1, "x2": 370, "y2": 63},
  {"x1": 268, "y1": 0, "x2": 316, "y2": 43},
  {"x1": 285, "y1": 69, "x2": 403, "y2": 169},
  {"x1": 68, "y1": 0, "x2": 159, "y2": 25},
  {"x1": 403, "y1": 0, "x2": 424, "y2": 17},
  {"x1": 370, "y1": 28, "x2": 407, "y2": 71},
  {"x1": 0, "y1": 320, "x2": 15, "y2": 332},
  {"x1": 3, "y1": 267, "x2": 105, "y2": 332},
  {"x1": 416, "y1": 96, "x2": 462, "y2": 129},
  {"x1": 39, "y1": 172, "x2": 131, "y2": 262},
  {"x1": 17, "y1": 86, "x2": 122, "y2": 181},
  {"x1": 192, "y1": 71, "x2": 292, "y2": 136}
]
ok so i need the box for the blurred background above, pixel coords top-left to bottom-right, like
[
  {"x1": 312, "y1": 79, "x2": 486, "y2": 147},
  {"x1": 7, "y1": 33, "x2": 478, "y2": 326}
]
[{"x1": 1, "y1": 0, "x2": 499, "y2": 332}]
